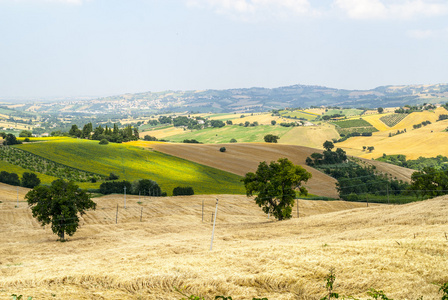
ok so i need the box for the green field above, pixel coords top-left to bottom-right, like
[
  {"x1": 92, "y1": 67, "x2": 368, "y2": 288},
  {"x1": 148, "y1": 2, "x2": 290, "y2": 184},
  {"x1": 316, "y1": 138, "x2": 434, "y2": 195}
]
[
  {"x1": 280, "y1": 110, "x2": 318, "y2": 121},
  {"x1": 330, "y1": 118, "x2": 378, "y2": 135},
  {"x1": 8, "y1": 138, "x2": 245, "y2": 194},
  {"x1": 324, "y1": 109, "x2": 364, "y2": 117},
  {"x1": 0, "y1": 160, "x2": 59, "y2": 185},
  {"x1": 164, "y1": 125, "x2": 293, "y2": 143}
]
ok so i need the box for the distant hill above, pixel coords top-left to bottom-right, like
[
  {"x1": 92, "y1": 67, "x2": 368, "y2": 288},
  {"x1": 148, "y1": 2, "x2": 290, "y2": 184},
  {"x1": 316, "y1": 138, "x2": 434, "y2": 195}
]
[{"x1": 11, "y1": 83, "x2": 448, "y2": 115}]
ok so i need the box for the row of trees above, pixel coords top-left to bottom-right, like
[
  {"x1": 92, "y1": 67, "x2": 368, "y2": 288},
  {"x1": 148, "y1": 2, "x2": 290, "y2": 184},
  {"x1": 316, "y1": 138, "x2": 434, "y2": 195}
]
[
  {"x1": 0, "y1": 171, "x2": 40, "y2": 188},
  {"x1": 69, "y1": 123, "x2": 139, "y2": 143}
]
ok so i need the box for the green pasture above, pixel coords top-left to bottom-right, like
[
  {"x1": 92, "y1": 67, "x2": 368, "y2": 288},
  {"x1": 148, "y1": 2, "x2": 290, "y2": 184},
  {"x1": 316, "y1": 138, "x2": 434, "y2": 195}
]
[
  {"x1": 324, "y1": 109, "x2": 364, "y2": 117},
  {"x1": 0, "y1": 160, "x2": 58, "y2": 185},
  {"x1": 13, "y1": 138, "x2": 245, "y2": 195},
  {"x1": 164, "y1": 125, "x2": 293, "y2": 144},
  {"x1": 280, "y1": 110, "x2": 318, "y2": 121}
]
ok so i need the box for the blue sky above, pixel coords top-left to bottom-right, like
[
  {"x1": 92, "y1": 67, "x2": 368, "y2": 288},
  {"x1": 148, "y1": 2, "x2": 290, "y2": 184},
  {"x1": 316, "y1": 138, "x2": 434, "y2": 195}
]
[{"x1": 0, "y1": 0, "x2": 447, "y2": 98}]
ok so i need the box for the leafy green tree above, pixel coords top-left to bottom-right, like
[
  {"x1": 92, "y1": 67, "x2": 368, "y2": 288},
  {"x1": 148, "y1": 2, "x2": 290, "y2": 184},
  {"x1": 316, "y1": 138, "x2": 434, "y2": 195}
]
[
  {"x1": 323, "y1": 140, "x2": 334, "y2": 151},
  {"x1": 243, "y1": 158, "x2": 311, "y2": 220},
  {"x1": 271, "y1": 120, "x2": 276, "y2": 125},
  {"x1": 3, "y1": 133, "x2": 21, "y2": 145},
  {"x1": 264, "y1": 134, "x2": 279, "y2": 143},
  {"x1": 68, "y1": 125, "x2": 82, "y2": 137},
  {"x1": 81, "y1": 122, "x2": 93, "y2": 139},
  {"x1": 26, "y1": 179, "x2": 96, "y2": 240},
  {"x1": 410, "y1": 167, "x2": 448, "y2": 198},
  {"x1": 229, "y1": 138, "x2": 237, "y2": 143},
  {"x1": 19, "y1": 130, "x2": 32, "y2": 137},
  {"x1": 21, "y1": 172, "x2": 41, "y2": 188},
  {"x1": 377, "y1": 107, "x2": 384, "y2": 113},
  {"x1": 220, "y1": 147, "x2": 226, "y2": 152},
  {"x1": 133, "y1": 179, "x2": 162, "y2": 196}
]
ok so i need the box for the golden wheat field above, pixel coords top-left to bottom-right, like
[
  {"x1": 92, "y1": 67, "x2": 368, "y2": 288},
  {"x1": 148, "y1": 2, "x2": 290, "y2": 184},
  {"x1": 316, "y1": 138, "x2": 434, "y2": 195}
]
[{"x1": 1, "y1": 183, "x2": 448, "y2": 300}]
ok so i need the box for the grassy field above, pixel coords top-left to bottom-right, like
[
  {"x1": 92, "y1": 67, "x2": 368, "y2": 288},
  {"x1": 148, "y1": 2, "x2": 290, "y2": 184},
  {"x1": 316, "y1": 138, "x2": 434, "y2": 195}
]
[
  {"x1": 324, "y1": 108, "x2": 364, "y2": 117},
  {"x1": 330, "y1": 118, "x2": 378, "y2": 135},
  {"x1": 1, "y1": 189, "x2": 447, "y2": 299},
  {"x1": 0, "y1": 160, "x2": 58, "y2": 185},
  {"x1": 8, "y1": 138, "x2": 245, "y2": 195},
  {"x1": 280, "y1": 110, "x2": 318, "y2": 121},
  {"x1": 162, "y1": 124, "x2": 293, "y2": 144}
]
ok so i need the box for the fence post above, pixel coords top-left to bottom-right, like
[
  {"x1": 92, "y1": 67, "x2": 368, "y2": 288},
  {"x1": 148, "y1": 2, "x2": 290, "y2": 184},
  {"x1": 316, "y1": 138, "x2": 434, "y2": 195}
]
[
  {"x1": 210, "y1": 198, "x2": 219, "y2": 251},
  {"x1": 140, "y1": 207, "x2": 143, "y2": 222}
]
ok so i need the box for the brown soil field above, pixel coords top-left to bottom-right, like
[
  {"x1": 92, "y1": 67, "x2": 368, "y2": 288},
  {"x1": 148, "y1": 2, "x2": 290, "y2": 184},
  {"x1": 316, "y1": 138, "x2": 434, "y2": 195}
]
[
  {"x1": 1, "y1": 189, "x2": 447, "y2": 299},
  {"x1": 143, "y1": 142, "x2": 414, "y2": 196},
  {"x1": 146, "y1": 142, "x2": 340, "y2": 199}
]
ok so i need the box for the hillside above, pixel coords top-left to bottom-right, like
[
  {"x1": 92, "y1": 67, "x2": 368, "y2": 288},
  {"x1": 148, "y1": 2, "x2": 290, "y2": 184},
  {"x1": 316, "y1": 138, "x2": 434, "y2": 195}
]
[
  {"x1": 144, "y1": 142, "x2": 414, "y2": 198},
  {"x1": 8, "y1": 83, "x2": 448, "y2": 115},
  {"x1": 1, "y1": 189, "x2": 447, "y2": 299},
  {"x1": 338, "y1": 108, "x2": 448, "y2": 159}
]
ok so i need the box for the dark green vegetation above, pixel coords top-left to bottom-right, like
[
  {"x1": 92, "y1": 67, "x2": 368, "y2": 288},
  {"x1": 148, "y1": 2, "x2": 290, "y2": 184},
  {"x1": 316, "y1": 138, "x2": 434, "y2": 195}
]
[
  {"x1": 0, "y1": 146, "x2": 105, "y2": 182},
  {"x1": 307, "y1": 142, "x2": 410, "y2": 203},
  {"x1": 70, "y1": 123, "x2": 139, "y2": 143},
  {"x1": 172, "y1": 186, "x2": 194, "y2": 196},
  {"x1": 0, "y1": 170, "x2": 40, "y2": 188},
  {"x1": 26, "y1": 179, "x2": 96, "y2": 240},
  {"x1": 330, "y1": 119, "x2": 378, "y2": 136},
  {"x1": 379, "y1": 113, "x2": 407, "y2": 127},
  {"x1": 376, "y1": 154, "x2": 448, "y2": 171},
  {"x1": 4, "y1": 138, "x2": 245, "y2": 195},
  {"x1": 263, "y1": 134, "x2": 279, "y2": 143},
  {"x1": 243, "y1": 158, "x2": 311, "y2": 220},
  {"x1": 409, "y1": 168, "x2": 448, "y2": 198},
  {"x1": 412, "y1": 120, "x2": 431, "y2": 129}
]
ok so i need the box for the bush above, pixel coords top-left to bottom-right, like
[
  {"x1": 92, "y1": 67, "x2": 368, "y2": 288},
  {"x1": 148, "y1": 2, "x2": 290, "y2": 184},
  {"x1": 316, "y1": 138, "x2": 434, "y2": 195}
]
[
  {"x1": 264, "y1": 134, "x2": 279, "y2": 143},
  {"x1": 21, "y1": 172, "x2": 41, "y2": 188},
  {"x1": 172, "y1": 186, "x2": 194, "y2": 196},
  {"x1": 0, "y1": 171, "x2": 20, "y2": 186},
  {"x1": 230, "y1": 138, "x2": 237, "y2": 143},
  {"x1": 183, "y1": 139, "x2": 200, "y2": 143},
  {"x1": 99, "y1": 139, "x2": 109, "y2": 145},
  {"x1": 99, "y1": 180, "x2": 132, "y2": 195},
  {"x1": 220, "y1": 147, "x2": 226, "y2": 152},
  {"x1": 106, "y1": 173, "x2": 119, "y2": 180}
]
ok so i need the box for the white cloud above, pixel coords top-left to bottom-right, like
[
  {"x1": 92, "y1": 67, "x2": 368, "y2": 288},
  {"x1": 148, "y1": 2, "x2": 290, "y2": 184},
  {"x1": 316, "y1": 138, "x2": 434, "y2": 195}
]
[
  {"x1": 407, "y1": 28, "x2": 448, "y2": 39},
  {"x1": 334, "y1": 0, "x2": 448, "y2": 20},
  {"x1": 186, "y1": 0, "x2": 319, "y2": 20}
]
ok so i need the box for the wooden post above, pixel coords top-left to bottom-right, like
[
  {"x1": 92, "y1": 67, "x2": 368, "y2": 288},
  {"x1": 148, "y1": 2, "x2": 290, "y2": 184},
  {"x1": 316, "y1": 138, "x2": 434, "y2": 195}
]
[
  {"x1": 140, "y1": 207, "x2": 143, "y2": 222},
  {"x1": 366, "y1": 195, "x2": 369, "y2": 207},
  {"x1": 211, "y1": 212, "x2": 214, "y2": 223},
  {"x1": 210, "y1": 198, "x2": 219, "y2": 251},
  {"x1": 115, "y1": 204, "x2": 118, "y2": 224}
]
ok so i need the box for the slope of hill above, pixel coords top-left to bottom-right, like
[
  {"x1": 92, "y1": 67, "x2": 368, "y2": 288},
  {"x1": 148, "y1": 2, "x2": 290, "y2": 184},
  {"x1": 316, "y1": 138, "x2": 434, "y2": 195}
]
[
  {"x1": 338, "y1": 110, "x2": 448, "y2": 159},
  {"x1": 1, "y1": 190, "x2": 447, "y2": 299},
  {"x1": 145, "y1": 142, "x2": 340, "y2": 199}
]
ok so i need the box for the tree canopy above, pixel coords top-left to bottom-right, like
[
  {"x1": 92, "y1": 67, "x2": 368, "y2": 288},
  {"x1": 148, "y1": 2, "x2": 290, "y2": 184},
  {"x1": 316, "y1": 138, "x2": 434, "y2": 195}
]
[
  {"x1": 243, "y1": 158, "x2": 311, "y2": 220},
  {"x1": 26, "y1": 179, "x2": 96, "y2": 241},
  {"x1": 264, "y1": 134, "x2": 279, "y2": 143}
]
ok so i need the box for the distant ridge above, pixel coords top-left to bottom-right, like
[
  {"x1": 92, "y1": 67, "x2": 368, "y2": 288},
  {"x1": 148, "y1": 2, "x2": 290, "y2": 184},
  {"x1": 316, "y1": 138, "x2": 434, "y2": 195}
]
[{"x1": 11, "y1": 83, "x2": 448, "y2": 115}]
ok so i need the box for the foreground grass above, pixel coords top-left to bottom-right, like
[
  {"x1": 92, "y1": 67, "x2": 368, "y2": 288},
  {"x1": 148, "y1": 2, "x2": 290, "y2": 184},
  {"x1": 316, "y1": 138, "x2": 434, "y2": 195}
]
[{"x1": 10, "y1": 137, "x2": 245, "y2": 194}]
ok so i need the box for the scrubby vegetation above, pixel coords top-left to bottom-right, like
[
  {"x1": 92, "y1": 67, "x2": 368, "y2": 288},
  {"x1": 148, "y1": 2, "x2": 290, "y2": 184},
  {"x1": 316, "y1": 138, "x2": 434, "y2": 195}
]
[{"x1": 377, "y1": 154, "x2": 448, "y2": 171}]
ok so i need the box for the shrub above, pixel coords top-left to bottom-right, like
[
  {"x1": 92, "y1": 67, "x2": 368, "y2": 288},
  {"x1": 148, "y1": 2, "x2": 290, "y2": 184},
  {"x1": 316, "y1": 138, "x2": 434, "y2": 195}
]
[
  {"x1": 230, "y1": 138, "x2": 237, "y2": 143},
  {"x1": 172, "y1": 186, "x2": 194, "y2": 196},
  {"x1": 264, "y1": 134, "x2": 279, "y2": 143},
  {"x1": 220, "y1": 147, "x2": 226, "y2": 152},
  {"x1": 21, "y1": 172, "x2": 41, "y2": 188},
  {"x1": 99, "y1": 139, "x2": 109, "y2": 145},
  {"x1": 106, "y1": 173, "x2": 119, "y2": 180}
]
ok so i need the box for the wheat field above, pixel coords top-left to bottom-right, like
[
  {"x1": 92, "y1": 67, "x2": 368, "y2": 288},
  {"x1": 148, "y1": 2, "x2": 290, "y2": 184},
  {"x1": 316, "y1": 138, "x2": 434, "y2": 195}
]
[{"x1": 1, "y1": 183, "x2": 447, "y2": 300}]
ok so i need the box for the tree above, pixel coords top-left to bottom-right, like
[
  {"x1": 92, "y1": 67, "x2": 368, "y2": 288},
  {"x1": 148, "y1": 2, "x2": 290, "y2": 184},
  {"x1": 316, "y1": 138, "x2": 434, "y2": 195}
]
[
  {"x1": 271, "y1": 120, "x2": 276, "y2": 125},
  {"x1": 410, "y1": 167, "x2": 448, "y2": 198},
  {"x1": 243, "y1": 158, "x2": 312, "y2": 220},
  {"x1": 219, "y1": 147, "x2": 226, "y2": 152},
  {"x1": 323, "y1": 140, "x2": 335, "y2": 151},
  {"x1": 264, "y1": 134, "x2": 279, "y2": 143},
  {"x1": 3, "y1": 133, "x2": 21, "y2": 145},
  {"x1": 19, "y1": 130, "x2": 32, "y2": 137},
  {"x1": 367, "y1": 146, "x2": 375, "y2": 152},
  {"x1": 26, "y1": 179, "x2": 96, "y2": 240},
  {"x1": 21, "y1": 172, "x2": 40, "y2": 188},
  {"x1": 230, "y1": 138, "x2": 237, "y2": 143},
  {"x1": 377, "y1": 107, "x2": 384, "y2": 114}
]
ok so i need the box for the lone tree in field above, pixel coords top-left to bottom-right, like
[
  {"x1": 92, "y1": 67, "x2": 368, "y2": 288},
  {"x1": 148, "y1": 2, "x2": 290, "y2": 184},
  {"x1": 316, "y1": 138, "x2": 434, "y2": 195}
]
[
  {"x1": 323, "y1": 140, "x2": 335, "y2": 151},
  {"x1": 26, "y1": 179, "x2": 96, "y2": 241},
  {"x1": 264, "y1": 134, "x2": 279, "y2": 143},
  {"x1": 243, "y1": 158, "x2": 312, "y2": 220}
]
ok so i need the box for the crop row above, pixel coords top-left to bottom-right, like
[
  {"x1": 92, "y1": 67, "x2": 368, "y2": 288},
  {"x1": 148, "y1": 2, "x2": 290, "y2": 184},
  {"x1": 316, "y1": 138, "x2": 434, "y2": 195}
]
[
  {"x1": 330, "y1": 118, "x2": 374, "y2": 128},
  {"x1": 0, "y1": 146, "x2": 105, "y2": 182},
  {"x1": 379, "y1": 113, "x2": 407, "y2": 127}
]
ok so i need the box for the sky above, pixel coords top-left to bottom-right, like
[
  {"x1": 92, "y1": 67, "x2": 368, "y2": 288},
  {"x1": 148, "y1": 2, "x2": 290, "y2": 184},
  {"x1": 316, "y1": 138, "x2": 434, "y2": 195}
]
[{"x1": 0, "y1": 0, "x2": 447, "y2": 99}]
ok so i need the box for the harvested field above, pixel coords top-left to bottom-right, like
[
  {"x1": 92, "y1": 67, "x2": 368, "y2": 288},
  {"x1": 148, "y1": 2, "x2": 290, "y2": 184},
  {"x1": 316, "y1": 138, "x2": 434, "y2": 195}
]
[
  {"x1": 1, "y1": 188, "x2": 447, "y2": 299},
  {"x1": 147, "y1": 142, "x2": 339, "y2": 198}
]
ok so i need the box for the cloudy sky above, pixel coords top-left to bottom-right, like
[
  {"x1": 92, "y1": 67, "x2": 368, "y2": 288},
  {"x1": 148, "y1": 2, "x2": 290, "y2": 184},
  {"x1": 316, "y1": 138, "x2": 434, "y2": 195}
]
[{"x1": 0, "y1": 0, "x2": 447, "y2": 98}]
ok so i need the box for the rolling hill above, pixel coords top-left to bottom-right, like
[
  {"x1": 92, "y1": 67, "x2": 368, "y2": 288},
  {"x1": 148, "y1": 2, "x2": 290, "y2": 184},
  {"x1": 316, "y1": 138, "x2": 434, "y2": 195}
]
[{"x1": 1, "y1": 188, "x2": 447, "y2": 299}]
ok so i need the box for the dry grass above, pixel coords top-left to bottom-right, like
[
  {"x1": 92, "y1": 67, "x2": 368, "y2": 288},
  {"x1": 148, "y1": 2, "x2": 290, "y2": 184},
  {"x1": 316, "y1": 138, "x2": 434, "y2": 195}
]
[{"x1": 1, "y1": 188, "x2": 447, "y2": 300}]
